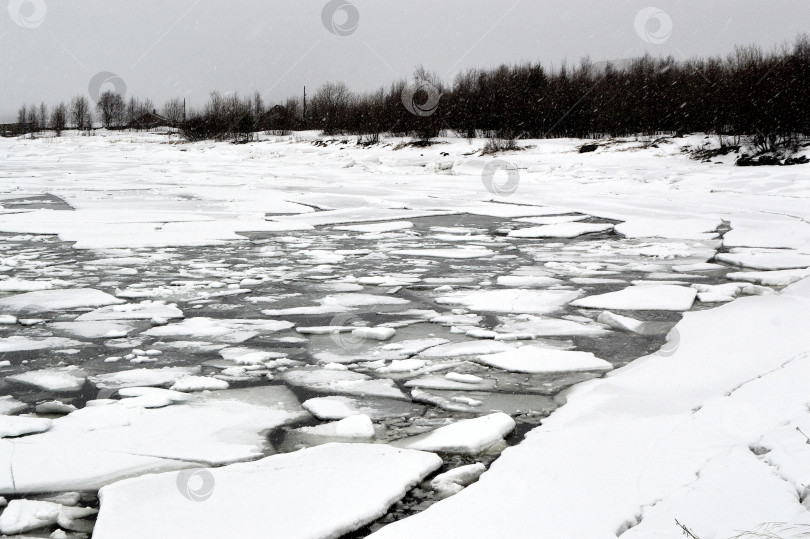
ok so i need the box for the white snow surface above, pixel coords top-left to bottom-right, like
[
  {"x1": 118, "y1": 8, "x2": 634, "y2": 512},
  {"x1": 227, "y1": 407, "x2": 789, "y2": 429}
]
[
  {"x1": 6, "y1": 367, "x2": 87, "y2": 392},
  {"x1": 89, "y1": 366, "x2": 202, "y2": 390},
  {"x1": 571, "y1": 284, "x2": 697, "y2": 311},
  {"x1": 0, "y1": 499, "x2": 96, "y2": 534},
  {"x1": 477, "y1": 346, "x2": 613, "y2": 374},
  {"x1": 392, "y1": 413, "x2": 516, "y2": 455},
  {"x1": 94, "y1": 443, "x2": 441, "y2": 539},
  {"x1": 76, "y1": 300, "x2": 183, "y2": 321},
  {"x1": 143, "y1": 317, "x2": 294, "y2": 342},
  {"x1": 436, "y1": 289, "x2": 582, "y2": 314},
  {"x1": 508, "y1": 222, "x2": 614, "y2": 238},
  {"x1": 0, "y1": 288, "x2": 124, "y2": 313},
  {"x1": 0, "y1": 416, "x2": 51, "y2": 438},
  {"x1": 295, "y1": 414, "x2": 375, "y2": 439}
]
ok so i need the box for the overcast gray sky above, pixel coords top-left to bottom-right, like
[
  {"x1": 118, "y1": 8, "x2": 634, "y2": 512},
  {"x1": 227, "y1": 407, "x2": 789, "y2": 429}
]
[{"x1": 1, "y1": 0, "x2": 808, "y2": 122}]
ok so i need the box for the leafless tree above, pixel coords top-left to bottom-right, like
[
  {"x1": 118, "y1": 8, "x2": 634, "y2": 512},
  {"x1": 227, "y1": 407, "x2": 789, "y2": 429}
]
[
  {"x1": 38, "y1": 102, "x2": 48, "y2": 130},
  {"x1": 96, "y1": 91, "x2": 125, "y2": 128},
  {"x1": 162, "y1": 98, "x2": 185, "y2": 125},
  {"x1": 311, "y1": 82, "x2": 352, "y2": 135},
  {"x1": 51, "y1": 102, "x2": 68, "y2": 135},
  {"x1": 27, "y1": 105, "x2": 38, "y2": 134},
  {"x1": 141, "y1": 98, "x2": 154, "y2": 116},
  {"x1": 253, "y1": 91, "x2": 265, "y2": 120},
  {"x1": 17, "y1": 104, "x2": 27, "y2": 133},
  {"x1": 70, "y1": 96, "x2": 92, "y2": 130},
  {"x1": 125, "y1": 97, "x2": 140, "y2": 126}
]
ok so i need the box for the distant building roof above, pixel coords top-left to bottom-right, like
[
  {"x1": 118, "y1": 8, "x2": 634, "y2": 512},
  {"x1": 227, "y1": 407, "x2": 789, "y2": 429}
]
[{"x1": 130, "y1": 110, "x2": 172, "y2": 128}]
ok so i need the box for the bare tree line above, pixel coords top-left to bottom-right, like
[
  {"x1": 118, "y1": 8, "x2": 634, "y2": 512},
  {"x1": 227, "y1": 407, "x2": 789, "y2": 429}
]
[
  {"x1": 12, "y1": 94, "x2": 183, "y2": 135},
  {"x1": 181, "y1": 35, "x2": 809, "y2": 151},
  {"x1": 10, "y1": 34, "x2": 810, "y2": 154}
]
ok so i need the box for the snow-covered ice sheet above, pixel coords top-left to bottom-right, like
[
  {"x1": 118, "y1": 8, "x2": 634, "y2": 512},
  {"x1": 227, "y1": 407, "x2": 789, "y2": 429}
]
[
  {"x1": 0, "y1": 335, "x2": 84, "y2": 352},
  {"x1": 143, "y1": 317, "x2": 294, "y2": 342},
  {"x1": 716, "y1": 249, "x2": 810, "y2": 271},
  {"x1": 477, "y1": 346, "x2": 612, "y2": 374},
  {"x1": 6, "y1": 367, "x2": 87, "y2": 392},
  {"x1": 508, "y1": 222, "x2": 614, "y2": 238},
  {"x1": 390, "y1": 247, "x2": 496, "y2": 259},
  {"x1": 571, "y1": 284, "x2": 697, "y2": 311},
  {"x1": 281, "y1": 369, "x2": 409, "y2": 400},
  {"x1": 76, "y1": 300, "x2": 183, "y2": 321},
  {"x1": 294, "y1": 414, "x2": 375, "y2": 440},
  {"x1": 436, "y1": 289, "x2": 582, "y2": 314},
  {"x1": 89, "y1": 366, "x2": 202, "y2": 389},
  {"x1": 0, "y1": 385, "x2": 310, "y2": 494},
  {"x1": 0, "y1": 288, "x2": 124, "y2": 313},
  {"x1": 727, "y1": 268, "x2": 810, "y2": 286},
  {"x1": 94, "y1": 443, "x2": 441, "y2": 539},
  {"x1": 0, "y1": 416, "x2": 51, "y2": 438},
  {"x1": 392, "y1": 413, "x2": 515, "y2": 455},
  {"x1": 49, "y1": 320, "x2": 139, "y2": 339},
  {"x1": 302, "y1": 395, "x2": 424, "y2": 421}
]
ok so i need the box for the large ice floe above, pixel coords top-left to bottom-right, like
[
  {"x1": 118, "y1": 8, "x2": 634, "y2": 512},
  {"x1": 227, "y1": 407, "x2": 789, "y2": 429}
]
[
  {"x1": 93, "y1": 444, "x2": 441, "y2": 539},
  {"x1": 0, "y1": 386, "x2": 310, "y2": 494},
  {"x1": 0, "y1": 288, "x2": 124, "y2": 313},
  {"x1": 571, "y1": 284, "x2": 697, "y2": 311}
]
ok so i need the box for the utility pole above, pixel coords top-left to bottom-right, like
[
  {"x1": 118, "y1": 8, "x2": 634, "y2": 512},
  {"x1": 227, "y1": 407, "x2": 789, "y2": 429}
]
[
  {"x1": 183, "y1": 98, "x2": 186, "y2": 123},
  {"x1": 302, "y1": 86, "x2": 307, "y2": 129}
]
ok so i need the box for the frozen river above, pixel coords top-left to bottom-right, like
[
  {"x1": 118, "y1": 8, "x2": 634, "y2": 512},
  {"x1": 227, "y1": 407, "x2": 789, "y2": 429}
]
[{"x1": 1, "y1": 132, "x2": 809, "y2": 537}]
